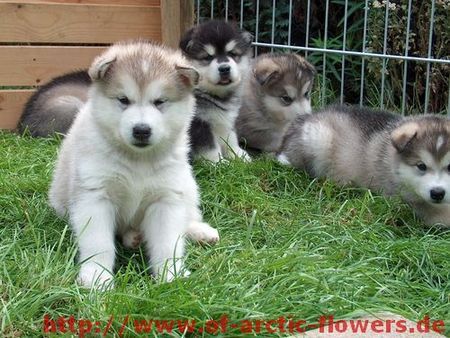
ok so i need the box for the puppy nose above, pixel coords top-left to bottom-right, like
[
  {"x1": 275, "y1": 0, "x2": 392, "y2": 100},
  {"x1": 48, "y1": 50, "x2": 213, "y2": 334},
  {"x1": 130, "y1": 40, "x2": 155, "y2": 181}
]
[
  {"x1": 132, "y1": 124, "x2": 151, "y2": 140},
  {"x1": 430, "y1": 188, "x2": 445, "y2": 202},
  {"x1": 218, "y1": 64, "x2": 231, "y2": 75}
]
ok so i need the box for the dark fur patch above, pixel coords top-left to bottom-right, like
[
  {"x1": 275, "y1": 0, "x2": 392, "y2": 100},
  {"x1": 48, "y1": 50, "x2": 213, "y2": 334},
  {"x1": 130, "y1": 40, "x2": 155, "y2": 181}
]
[
  {"x1": 333, "y1": 104, "x2": 401, "y2": 138},
  {"x1": 189, "y1": 117, "x2": 215, "y2": 156},
  {"x1": 19, "y1": 70, "x2": 91, "y2": 136},
  {"x1": 194, "y1": 88, "x2": 237, "y2": 106}
]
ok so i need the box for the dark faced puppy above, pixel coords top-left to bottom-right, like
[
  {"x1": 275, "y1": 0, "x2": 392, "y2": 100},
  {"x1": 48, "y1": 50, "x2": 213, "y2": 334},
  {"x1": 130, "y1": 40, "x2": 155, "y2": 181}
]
[
  {"x1": 180, "y1": 20, "x2": 253, "y2": 98},
  {"x1": 180, "y1": 20, "x2": 253, "y2": 162}
]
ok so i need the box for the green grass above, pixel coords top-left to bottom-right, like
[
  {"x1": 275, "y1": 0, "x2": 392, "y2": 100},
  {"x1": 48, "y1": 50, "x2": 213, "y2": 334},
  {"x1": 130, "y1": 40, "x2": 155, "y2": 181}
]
[{"x1": 0, "y1": 131, "x2": 449, "y2": 337}]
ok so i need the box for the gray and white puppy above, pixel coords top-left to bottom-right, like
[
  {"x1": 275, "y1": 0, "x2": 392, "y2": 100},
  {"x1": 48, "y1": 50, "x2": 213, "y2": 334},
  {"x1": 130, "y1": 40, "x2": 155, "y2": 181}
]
[
  {"x1": 236, "y1": 53, "x2": 316, "y2": 153},
  {"x1": 180, "y1": 20, "x2": 253, "y2": 162},
  {"x1": 278, "y1": 105, "x2": 450, "y2": 227},
  {"x1": 18, "y1": 71, "x2": 90, "y2": 137},
  {"x1": 49, "y1": 41, "x2": 219, "y2": 289}
]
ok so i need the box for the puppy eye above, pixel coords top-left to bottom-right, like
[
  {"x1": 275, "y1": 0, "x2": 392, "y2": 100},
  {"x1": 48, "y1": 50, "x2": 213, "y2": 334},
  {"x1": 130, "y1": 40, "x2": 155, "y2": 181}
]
[
  {"x1": 447, "y1": 164, "x2": 450, "y2": 172},
  {"x1": 229, "y1": 53, "x2": 241, "y2": 61},
  {"x1": 304, "y1": 91, "x2": 311, "y2": 99},
  {"x1": 153, "y1": 98, "x2": 167, "y2": 107},
  {"x1": 204, "y1": 55, "x2": 214, "y2": 61},
  {"x1": 280, "y1": 95, "x2": 293, "y2": 106},
  {"x1": 117, "y1": 96, "x2": 130, "y2": 106},
  {"x1": 416, "y1": 162, "x2": 427, "y2": 172}
]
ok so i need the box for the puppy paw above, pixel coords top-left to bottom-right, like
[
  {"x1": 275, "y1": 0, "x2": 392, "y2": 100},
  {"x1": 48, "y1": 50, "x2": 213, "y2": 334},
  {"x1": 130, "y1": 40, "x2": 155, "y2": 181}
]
[
  {"x1": 121, "y1": 229, "x2": 142, "y2": 250},
  {"x1": 276, "y1": 153, "x2": 291, "y2": 165},
  {"x1": 195, "y1": 148, "x2": 222, "y2": 163},
  {"x1": 77, "y1": 263, "x2": 114, "y2": 290},
  {"x1": 186, "y1": 221, "x2": 220, "y2": 244},
  {"x1": 233, "y1": 148, "x2": 251, "y2": 162}
]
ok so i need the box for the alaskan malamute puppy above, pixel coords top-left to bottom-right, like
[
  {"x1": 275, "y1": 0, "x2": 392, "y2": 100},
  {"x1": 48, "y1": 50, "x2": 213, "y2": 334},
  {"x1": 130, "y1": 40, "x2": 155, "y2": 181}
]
[
  {"x1": 236, "y1": 53, "x2": 316, "y2": 153},
  {"x1": 278, "y1": 105, "x2": 450, "y2": 227},
  {"x1": 49, "y1": 41, "x2": 219, "y2": 289},
  {"x1": 180, "y1": 20, "x2": 252, "y2": 162},
  {"x1": 18, "y1": 71, "x2": 90, "y2": 137}
]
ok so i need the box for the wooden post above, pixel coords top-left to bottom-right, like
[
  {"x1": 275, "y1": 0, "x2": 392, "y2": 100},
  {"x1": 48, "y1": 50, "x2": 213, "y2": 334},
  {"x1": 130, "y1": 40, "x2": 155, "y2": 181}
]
[{"x1": 161, "y1": 0, "x2": 194, "y2": 49}]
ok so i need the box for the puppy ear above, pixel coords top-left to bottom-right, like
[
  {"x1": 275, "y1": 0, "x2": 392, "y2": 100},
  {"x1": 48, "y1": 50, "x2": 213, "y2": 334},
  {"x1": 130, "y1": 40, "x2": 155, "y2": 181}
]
[
  {"x1": 240, "y1": 30, "x2": 253, "y2": 46},
  {"x1": 176, "y1": 65, "x2": 199, "y2": 88},
  {"x1": 301, "y1": 80, "x2": 313, "y2": 96},
  {"x1": 255, "y1": 69, "x2": 280, "y2": 86},
  {"x1": 391, "y1": 122, "x2": 419, "y2": 152},
  {"x1": 179, "y1": 27, "x2": 196, "y2": 53},
  {"x1": 254, "y1": 58, "x2": 280, "y2": 86},
  {"x1": 88, "y1": 54, "x2": 116, "y2": 81},
  {"x1": 294, "y1": 54, "x2": 317, "y2": 76}
]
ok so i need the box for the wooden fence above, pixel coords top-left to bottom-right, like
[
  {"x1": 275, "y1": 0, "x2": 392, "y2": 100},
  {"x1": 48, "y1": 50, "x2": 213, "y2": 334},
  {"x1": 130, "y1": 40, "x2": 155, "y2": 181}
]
[{"x1": 0, "y1": 0, "x2": 194, "y2": 129}]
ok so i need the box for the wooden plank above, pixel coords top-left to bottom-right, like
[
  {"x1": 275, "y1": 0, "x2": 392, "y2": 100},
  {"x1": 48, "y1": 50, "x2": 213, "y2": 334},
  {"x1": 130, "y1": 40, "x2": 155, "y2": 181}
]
[
  {"x1": 0, "y1": 46, "x2": 104, "y2": 86},
  {"x1": 180, "y1": 0, "x2": 195, "y2": 37},
  {"x1": 161, "y1": 1, "x2": 181, "y2": 49},
  {"x1": 0, "y1": 2, "x2": 161, "y2": 44},
  {"x1": 161, "y1": 0, "x2": 194, "y2": 49},
  {"x1": 4, "y1": 0, "x2": 160, "y2": 5},
  {"x1": 0, "y1": 90, "x2": 34, "y2": 130}
]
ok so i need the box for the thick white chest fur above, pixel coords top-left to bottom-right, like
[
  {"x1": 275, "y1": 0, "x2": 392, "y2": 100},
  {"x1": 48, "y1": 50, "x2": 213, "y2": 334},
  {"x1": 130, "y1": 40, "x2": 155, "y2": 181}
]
[{"x1": 76, "y1": 150, "x2": 198, "y2": 229}]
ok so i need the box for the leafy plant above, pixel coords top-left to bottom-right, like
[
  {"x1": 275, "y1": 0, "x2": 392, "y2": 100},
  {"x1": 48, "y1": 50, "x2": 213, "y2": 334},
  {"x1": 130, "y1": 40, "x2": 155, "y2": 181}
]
[{"x1": 195, "y1": 0, "x2": 449, "y2": 113}]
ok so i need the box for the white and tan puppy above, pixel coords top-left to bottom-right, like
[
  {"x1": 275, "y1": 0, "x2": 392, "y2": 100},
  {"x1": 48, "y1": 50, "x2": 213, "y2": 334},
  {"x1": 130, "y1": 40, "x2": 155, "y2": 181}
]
[{"x1": 49, "y1": 41, "x2": 218, "y2": 289}]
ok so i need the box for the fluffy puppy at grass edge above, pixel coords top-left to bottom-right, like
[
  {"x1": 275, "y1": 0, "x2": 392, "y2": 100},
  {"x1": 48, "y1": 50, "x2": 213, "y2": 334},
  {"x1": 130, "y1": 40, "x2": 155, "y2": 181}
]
[{"x1": 49, "y1": 41, "x2": 219, "y2": 289}]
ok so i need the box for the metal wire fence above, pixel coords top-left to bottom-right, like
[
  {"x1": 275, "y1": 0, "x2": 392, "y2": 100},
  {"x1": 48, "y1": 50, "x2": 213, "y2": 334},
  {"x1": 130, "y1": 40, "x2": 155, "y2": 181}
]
[{"x1": 195, "y1": 0, "x2": 450, "y2": 115}]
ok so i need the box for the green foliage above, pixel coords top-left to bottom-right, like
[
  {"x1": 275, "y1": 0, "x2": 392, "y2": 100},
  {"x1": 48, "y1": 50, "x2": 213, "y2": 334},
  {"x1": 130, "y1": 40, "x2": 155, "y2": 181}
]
[
  {"x1": 196, "y1": 0, "x2": 449, "y2": 113},
  {"x1": 307, "y1": 0, "x2": 366, "y2": 105},
  {"x1": 366, "y1": 0, "x2": 450, "y2": 113}
]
